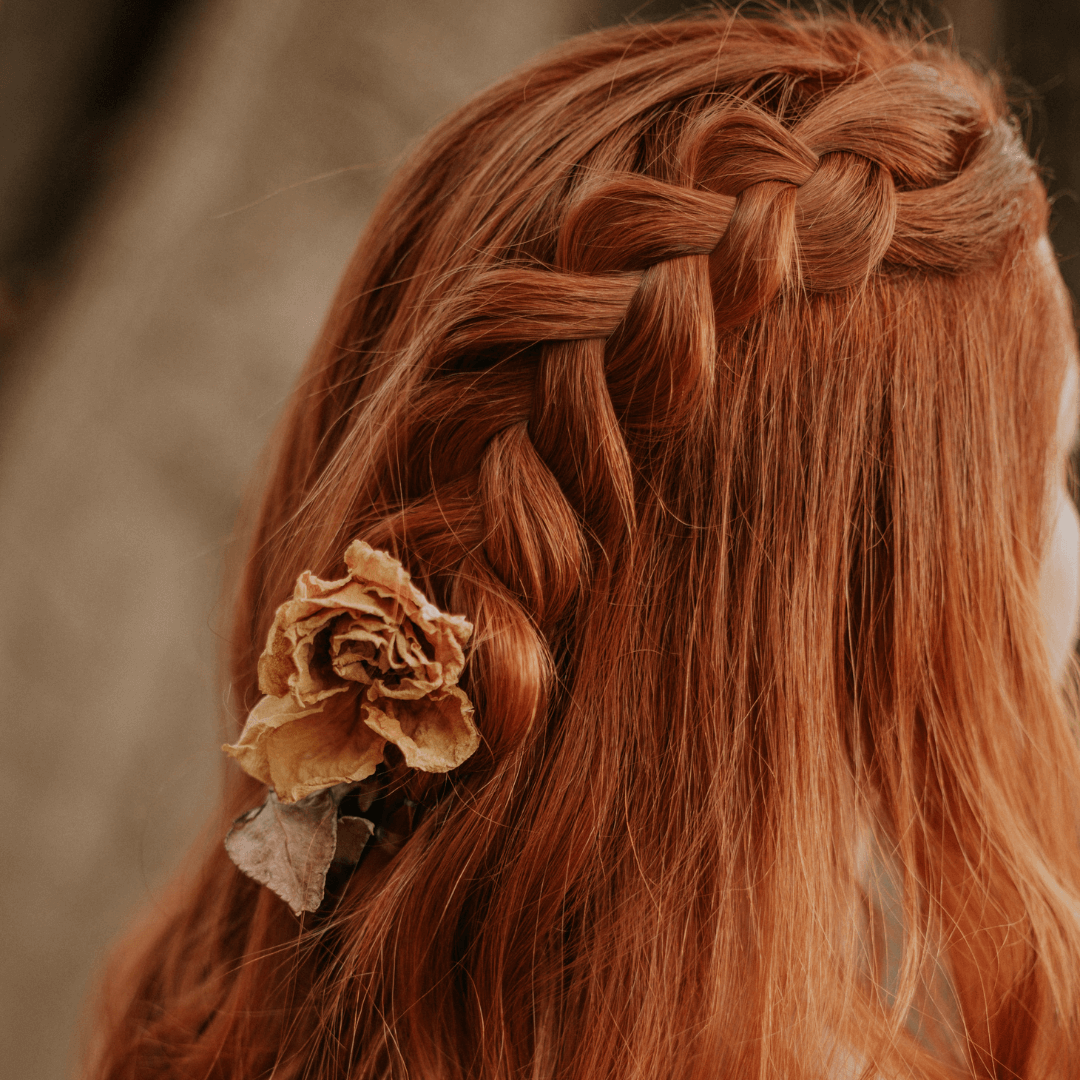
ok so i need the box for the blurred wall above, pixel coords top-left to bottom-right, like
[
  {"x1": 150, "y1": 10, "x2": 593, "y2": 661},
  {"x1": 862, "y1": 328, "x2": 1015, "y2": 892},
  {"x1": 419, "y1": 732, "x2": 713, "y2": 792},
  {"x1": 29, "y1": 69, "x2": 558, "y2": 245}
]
[
  {"x1": 0, "y1": 1, "x2": 584, "y2": 1076},
  {"x1": 0, "y1": 0, "x2": 192, "y2": 359},
  {"x1": 1004, "y1": 0, "x2": 1080, "y2": 298},
  {"x1": 2, "y1": 1, "x2": 1076, "y2": 1078}
]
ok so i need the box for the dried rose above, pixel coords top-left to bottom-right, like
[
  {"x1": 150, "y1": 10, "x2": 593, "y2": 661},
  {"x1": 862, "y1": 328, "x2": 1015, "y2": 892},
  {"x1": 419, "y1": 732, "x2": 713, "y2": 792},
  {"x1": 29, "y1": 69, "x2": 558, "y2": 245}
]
[{"x1": 224, "y1": 540, "x2": 478, "y2": 802}]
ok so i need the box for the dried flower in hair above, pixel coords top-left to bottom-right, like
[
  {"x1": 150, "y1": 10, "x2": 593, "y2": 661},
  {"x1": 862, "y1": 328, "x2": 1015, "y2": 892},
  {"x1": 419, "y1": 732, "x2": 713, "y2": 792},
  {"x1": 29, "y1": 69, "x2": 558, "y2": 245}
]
[{"x1": 224, "y1": 540, "x2": 478, "y2": 802}]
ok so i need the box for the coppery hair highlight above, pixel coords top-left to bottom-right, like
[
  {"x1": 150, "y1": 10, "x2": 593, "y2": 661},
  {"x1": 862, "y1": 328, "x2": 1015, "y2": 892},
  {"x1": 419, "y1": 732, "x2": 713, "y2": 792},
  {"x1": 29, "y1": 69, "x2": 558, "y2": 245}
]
[{"x1": 86, "y1": 10, "x2": 1080, "y2": 1078}]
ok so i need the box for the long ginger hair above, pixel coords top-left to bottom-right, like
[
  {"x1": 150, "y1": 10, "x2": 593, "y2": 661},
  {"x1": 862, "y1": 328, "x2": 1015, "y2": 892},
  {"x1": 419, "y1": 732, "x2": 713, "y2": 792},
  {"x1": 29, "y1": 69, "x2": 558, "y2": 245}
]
[{"x1": 86, "y1": 10, "x2": 1080, "y2": 1078}]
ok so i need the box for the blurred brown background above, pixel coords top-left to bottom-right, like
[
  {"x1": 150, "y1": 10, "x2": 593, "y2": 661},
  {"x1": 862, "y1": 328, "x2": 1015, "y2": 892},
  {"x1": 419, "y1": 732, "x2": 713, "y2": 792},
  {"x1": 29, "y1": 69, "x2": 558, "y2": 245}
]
[{"x1": 0, "y1": 1, "x2": 1075, "y2": 1077}]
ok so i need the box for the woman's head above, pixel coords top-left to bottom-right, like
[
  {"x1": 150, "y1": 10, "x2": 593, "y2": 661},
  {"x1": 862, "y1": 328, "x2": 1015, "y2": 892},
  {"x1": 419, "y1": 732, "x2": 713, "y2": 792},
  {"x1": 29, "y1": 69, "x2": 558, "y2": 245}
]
[{"x1": 91, "y1": 10, "x2": 1080, "y2": 1079}]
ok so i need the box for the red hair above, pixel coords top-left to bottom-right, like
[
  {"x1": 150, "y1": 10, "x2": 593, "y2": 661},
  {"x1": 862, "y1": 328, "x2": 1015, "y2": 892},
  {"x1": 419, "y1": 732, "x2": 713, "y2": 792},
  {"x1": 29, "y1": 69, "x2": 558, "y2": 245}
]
[{"x1": 85, "y1": 10, "x2": 1080, "y2": 1078}]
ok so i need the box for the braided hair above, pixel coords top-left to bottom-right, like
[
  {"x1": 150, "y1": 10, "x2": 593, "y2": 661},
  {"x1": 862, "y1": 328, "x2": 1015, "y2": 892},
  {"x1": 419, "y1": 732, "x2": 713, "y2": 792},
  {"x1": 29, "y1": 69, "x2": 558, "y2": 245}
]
[{"x1": 89, "y1": 12, "x2": 1080, "y2": 1079}]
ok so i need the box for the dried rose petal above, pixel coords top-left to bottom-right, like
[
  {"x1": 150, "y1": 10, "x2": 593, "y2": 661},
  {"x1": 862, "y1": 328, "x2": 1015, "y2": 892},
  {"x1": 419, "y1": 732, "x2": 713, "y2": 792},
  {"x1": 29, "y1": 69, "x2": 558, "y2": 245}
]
[{"x1": 361, "y1": 687, "x2": 478, "y2": 773}]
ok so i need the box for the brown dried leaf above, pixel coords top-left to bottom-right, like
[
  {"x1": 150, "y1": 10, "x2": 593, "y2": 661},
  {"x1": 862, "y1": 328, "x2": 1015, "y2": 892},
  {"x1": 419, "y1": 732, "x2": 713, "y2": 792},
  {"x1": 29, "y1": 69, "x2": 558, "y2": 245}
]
[
  {"x1": 224, "y1": 784, "x2": 373, "y2": 914},
  {"x1": 333, "y1": 816, "x2": 375, "y2": 865}
]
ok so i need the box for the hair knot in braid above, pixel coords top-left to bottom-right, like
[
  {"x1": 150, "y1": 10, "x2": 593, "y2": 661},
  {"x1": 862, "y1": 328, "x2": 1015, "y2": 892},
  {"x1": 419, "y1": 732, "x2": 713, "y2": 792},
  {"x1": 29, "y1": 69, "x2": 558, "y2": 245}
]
[
  {"x1": 419, "y1": 61, "x2": 1029, "y2": 388},
  {"x1": 451, "y1": 62, "x2": 1031, "y2": 378}
]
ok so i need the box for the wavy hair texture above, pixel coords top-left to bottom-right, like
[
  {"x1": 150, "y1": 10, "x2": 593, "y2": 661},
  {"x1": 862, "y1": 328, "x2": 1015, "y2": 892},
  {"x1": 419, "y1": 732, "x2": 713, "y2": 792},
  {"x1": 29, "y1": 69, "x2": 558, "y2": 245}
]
[{"x1": 85, "y1": 10, "x2": 1080, "y2": 1079}]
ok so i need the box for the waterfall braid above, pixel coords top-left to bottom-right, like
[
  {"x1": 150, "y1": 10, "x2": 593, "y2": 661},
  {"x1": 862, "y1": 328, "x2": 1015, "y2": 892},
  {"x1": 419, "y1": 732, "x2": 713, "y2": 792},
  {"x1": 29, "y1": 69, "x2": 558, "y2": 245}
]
[{"x1": 87, "y1": 11, "x2": 1080, "y2": 1080}]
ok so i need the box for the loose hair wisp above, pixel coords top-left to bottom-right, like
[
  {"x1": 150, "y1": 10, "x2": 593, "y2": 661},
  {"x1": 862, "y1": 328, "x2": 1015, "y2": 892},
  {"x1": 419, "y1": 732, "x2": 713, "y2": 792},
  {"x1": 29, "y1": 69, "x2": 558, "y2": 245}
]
[{"x1": 88, "y1": 12, "x2": 1080, "y2": 1079}]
